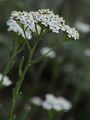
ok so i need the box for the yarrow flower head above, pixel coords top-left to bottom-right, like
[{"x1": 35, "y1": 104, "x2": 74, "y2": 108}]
[
  {"x1": 30, "y1": 94, "x2": 72, "y2": 112},
  {"x1": 7, "y1": 11, "x2": 35, "y2": 39},
  {"x1": 31, "y1": 9, "x2": 62, "y2": 33},
  {"x1": 7, "y1": 9, "x2": 79, "y2": 40},
  {"x1": 31, "y1": 9, "x2": 79, "y2": 39}
]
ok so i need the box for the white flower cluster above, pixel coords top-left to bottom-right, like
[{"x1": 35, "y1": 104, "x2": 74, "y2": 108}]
[
  {"x1": 7, "y1": 9, "x2": 79, "y2": 40},
  {"x1": 31, "y1": 9, "x2": 63, "y2": 33},
  {"x1": 75, "y1": 21, "x2": 90, "y2": 34},
  {"x1": 7, "y1": 11, "x2": 35, "y2": 39},
  {"x1": 0, "y1": 73, "x2": 12, "y2": 86},
  {"x1": 64, "y1": 25, "x2": 79, "y2": 40},
  {"x1": 30, "y1": 94, "x2": 72, "y2": 112},
  {"x1": 42, "y1": 94, "x2": 72, "y2": 111}
]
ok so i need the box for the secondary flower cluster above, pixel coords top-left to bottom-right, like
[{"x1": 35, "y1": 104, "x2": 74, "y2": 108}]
[
  {"x1": 7, "y1": 9, "x2": 79, "y2": 40},
  {"x1": 30, "y1": 94, "x2": 72, "y2": 112},
  {"x1": 41, "y1": 47, "x2": 56, "y2": 58},
  {"x1": 0, "y1": 73, "x2": 12, "y2": 87}
]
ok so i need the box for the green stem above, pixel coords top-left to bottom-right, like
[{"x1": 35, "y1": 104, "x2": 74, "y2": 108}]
[
  {"x1": 0, "y1": 42, "x2": 25, "y2": 84},
  {"x1": 9, "y1": 36, "x2": 40, "y2": 120},
  {"x1": 48, "y1": 110, "x2": 53, "y2": 120},
  {"x1": 9, "y1": 52, "x2": 32, "y2": 120}
]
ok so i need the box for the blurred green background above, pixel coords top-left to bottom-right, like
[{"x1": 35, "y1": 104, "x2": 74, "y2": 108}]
[{"x1": 0, "y1": 0, "x2": 90, "y2": 120}]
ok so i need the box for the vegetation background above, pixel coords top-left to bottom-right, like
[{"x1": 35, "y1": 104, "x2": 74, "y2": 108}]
[{"x1": 0, "y1": 0, "x2": 90, "y2": 120}]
